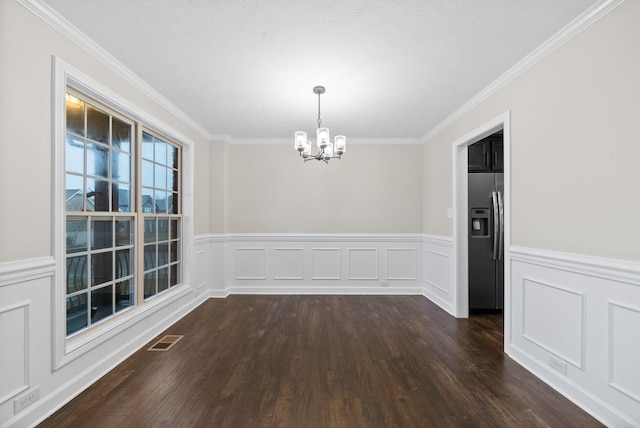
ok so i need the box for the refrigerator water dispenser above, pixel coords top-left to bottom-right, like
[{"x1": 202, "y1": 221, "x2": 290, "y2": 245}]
[{"x1": 470, "y1": 208, "x2": 489, "y2": 237}]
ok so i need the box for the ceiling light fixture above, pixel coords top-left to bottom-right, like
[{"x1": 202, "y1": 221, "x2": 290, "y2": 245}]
[{"x1": 294, "y1": 86, "x2": 346, "y2": 163}]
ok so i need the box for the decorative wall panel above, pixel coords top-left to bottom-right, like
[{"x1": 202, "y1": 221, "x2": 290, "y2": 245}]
[
  {"x1": 424, "y1": 249, "x2": 450, "y2": 293},
  {"x1": 609, "y1": 302, "x2": 640, "y2": 402},
  {"x1": 274, "y1": 248, "x2": 304, "y2": 280},
  {"x1": 311, "y1": 248, "x2": 341, "y2": 280},
  {"x1": 422, "y1": 236, "x2": 454, "y2": 315},
  {"x1": 235, "y1": 248, "x2": 266, "y2": 279},
  {"x1": 522, "y1": 277, "x2": 585, "y2": 368},
  {"x1": 348, "y1": 249, "x2": 378, "y2": 280},
  {"x1": 386, "y1": 248, "x2": 416, "y2": 280},
  {"x1": 0, "y1": 302, "x2": 28, "y2": 404},
  {"x1": 195, "y1": 248, "x2": 208, "y2": 289}
]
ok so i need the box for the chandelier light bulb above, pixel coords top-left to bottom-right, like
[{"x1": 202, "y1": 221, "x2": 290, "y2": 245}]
[
  {"x1": 334, "y1": 135, "x2": 346, "y2": 155},
  {"x1": 295, "y1": 131, "x2": 307, "y2": 152},
  {"x1": 317, "y1": 128, "x2": 330, "y2": 149}
]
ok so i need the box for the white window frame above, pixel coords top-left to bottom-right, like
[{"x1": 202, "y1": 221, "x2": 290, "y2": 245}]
[{"x1": 52, "y1": 57, "x2": 194, "y2": 369}]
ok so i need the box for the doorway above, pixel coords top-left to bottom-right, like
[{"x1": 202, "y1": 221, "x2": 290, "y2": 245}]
[{"x1": 452, "y1": 111, "x2": 511, "y2": 353}]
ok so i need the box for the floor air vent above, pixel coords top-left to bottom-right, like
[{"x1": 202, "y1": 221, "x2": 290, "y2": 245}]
[{"x1": 147, "y1": 335, "x2": 183, "y2": 351}]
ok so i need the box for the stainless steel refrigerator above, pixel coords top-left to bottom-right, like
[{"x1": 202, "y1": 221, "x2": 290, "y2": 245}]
[{"x1": 468, "y1": 172, "x2": 504, "y2": 310}]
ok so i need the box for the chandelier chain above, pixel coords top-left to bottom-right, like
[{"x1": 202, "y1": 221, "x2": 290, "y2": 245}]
[{"x1": 317, "y1": 92, "x2": 322, "y2": 128}]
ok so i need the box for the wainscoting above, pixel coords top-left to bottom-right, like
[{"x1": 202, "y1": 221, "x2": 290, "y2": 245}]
[
  {"x1": 0, "y1": 256, "x2": 204, "y2": 428},
  {"x1": 220, "y1": 234, "x2": 425, "y2": 295},
  {"x1": 422, "y1": 235, "x2": 456, "y2": 315},
  {"x1": 509, "y1": 246, "x2": 640, "y2": 427},
  {"x1": 0, "y1": 256, "x2": 54, "y2": 417},
  {"x1": 195, "y1": 233, "x2": 456, "y2": 300}
]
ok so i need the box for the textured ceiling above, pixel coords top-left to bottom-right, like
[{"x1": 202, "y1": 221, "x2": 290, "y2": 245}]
[{"x1": 39, "y1": 0, "x2": 599, "y2": 140}]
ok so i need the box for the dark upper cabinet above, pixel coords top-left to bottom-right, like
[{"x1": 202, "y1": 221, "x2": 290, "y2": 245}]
[{"x1": 468, "y1": 135, "x2": 503, "y2": 172}]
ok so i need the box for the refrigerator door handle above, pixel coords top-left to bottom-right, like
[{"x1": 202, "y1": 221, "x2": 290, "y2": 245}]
[
  {"x1": 491, "y1": 191, "x2": 499, "y2": 260},
  {"x1": 498, "y1": 190, "x2": 504, "y2": 260}
]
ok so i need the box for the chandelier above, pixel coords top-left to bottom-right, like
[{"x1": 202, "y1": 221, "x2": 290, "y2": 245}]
[{"x1": 294, "y1": 86, "x2": 346, "y2": 163}]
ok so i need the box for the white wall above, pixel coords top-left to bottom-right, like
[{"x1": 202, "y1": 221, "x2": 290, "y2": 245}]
[
  {"x1": 423, "y1": 1, "x2": 640, "y2": 425},
  {"x1": 423, "y1": 0, "x2": 640, "y2": 262},
  {"x1": 226, "y1": 143, "x2": 423, "y2": 233}
]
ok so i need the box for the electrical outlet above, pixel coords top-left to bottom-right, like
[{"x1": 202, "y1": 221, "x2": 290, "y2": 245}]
[
  {"x1": 549, "y1": 356, "x2": 567, "y2": 375},
  {"x1": 14, "y1": 386, "x2": 40, "y2": 414},
  {"x1": 381, "y1": 281, "x2": 390, "y2": 287}
]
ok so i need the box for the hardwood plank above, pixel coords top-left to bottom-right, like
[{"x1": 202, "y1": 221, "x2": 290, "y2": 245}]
[{"x1": 39, "y1": 295, "x2": 603, "y2": 427}]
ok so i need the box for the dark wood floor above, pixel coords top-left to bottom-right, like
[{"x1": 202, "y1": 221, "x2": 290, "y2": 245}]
[{"x1": 40, "y1": 295, "x2": 603, "y2": 427}]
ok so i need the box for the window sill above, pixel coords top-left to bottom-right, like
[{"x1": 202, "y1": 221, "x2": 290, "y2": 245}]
[{"x1": 57, "y1": 283, "x2": 192, "y2": 369}]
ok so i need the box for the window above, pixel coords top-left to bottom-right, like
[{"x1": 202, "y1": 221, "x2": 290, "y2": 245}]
[
  {"x1": 64, "y1": 91, "x2": 182, "y2": 337},
  {"x1": 140, "y1": 131, "x2": 182, "y2": 300}
]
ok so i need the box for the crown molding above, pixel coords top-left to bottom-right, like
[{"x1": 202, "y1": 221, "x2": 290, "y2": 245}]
[
  {"x1": 208, "y1": 134, "x2": 232, "y2": 144},
  {"x1": 17, "y1": 0, "x2": 214, "y2": 142},
  {"x1": 229, "y1": 137, "x2": 423, "y2": 145},
  {"x1": 421, "y1": 0, "x2": 625, "y2": 143}
]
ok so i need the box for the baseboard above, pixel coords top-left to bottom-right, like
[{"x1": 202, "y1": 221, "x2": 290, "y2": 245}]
[
  {"x1": 507, "y1": 344, "x2": 636, "y2": 428},
  {"x1": 227, "y1": 285, "x2": 423, "y2": 295},
  {"x1": 208, "y1": 288, "x2": 231, "y2": 298},
  {"x1": 422, "y1": 286, "x2": 455, "y2": 315}
]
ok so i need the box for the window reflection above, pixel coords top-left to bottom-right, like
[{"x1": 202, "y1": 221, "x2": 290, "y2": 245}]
[
  {"x1": 87, "y1": 142, "x2": 109, "y2": 178},
  {"x1": 66, "y1": 294, "x2": 88, "y2": 335},
  {"x1": 66, "y1": 135, "x2": 84, "y2": 174},
  {"x1": 91, "y1": 252, "x2": 113, "y2": 286},
  {"x1": 65, "y1": 174, "x2": 84, "y2": 211},
  {"x1": 66, "y1": 218, "x2": 88, "y2": 253},
  {"x1": 91, "y1": 286, "x2": 114, "y2": 323},
  {"x1": 116, "y1": 249, "x2": 131, "y2": 278},
  {"x1": 86, "y1": 105, "x2": 109, "y2": 143},
  {"x1": 65, "y1": 94, "x2": 85, "y2": 136},
  {"x1": 158, "y1": 267, "x2": 169, "y2": 292},
  {"x1": 113, "y1": 183, "x2": 131, "y2": 212},
  {"x1": 158, "y1": 219, "x2": 169, "y2": 241},
  {"x1": 142, "y1": 132, "x2": 154, "y2": 160},
  {"x1": 116, "y1": 279, "x2": 133, "y2": 312},
  {"x1": 144, "y1": 244, "x2": 157, "y2": 270},
  {"x1": 112, "y1": 152, "x2": 131, "y2": 182},
  {"x1": 66, "y1": 256, "x2": 88, "y2": 293},
  {"x1": 155, "y1": 140, "x2": 167, "y2": 164},
  {"x1": 144, "y1": 271, "x2": 156, "y2": 299},
  {"x1": 115, "y1": 219, "x2": 132, "y2": 246},
  {"x1": 144, "y1": 219, "x2": 156, "y2": 243},
  {"x1": 112, "y1": 117, "x2": 131, "y2": 152},
  {"x1": 86, "y1": 178, "x2": 110, "y2": 212},
  {"x1": 91, "y1": 219, "x2": 113, "y2": 249}
]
